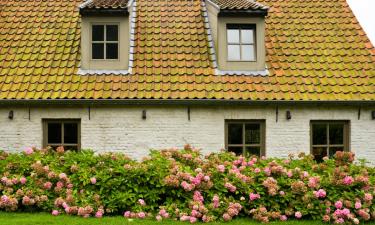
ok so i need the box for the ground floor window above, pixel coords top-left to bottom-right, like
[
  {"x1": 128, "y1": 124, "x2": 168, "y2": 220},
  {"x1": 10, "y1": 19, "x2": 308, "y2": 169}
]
[
  {"x1": 43, "y1": 119, "x2": 81, "y2": 150},
  {"x1": 310, "y1": 121, "x2": 349, "y2": 161},
  {"x1": 225, "y1": 120, "x2": 265, "y2": 157}
]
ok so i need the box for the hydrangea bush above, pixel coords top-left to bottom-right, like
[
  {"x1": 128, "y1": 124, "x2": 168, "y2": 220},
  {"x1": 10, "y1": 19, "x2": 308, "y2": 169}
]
[{"x1": 0, "y1": 145, "x2": 374, "y2": 224}]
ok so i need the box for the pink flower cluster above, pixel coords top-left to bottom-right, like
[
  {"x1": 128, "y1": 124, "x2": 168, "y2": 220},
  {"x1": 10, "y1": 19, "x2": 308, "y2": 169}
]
[
  {"x1": 224, "y1": 182, "x2": 236, "y2": 193},
  {"x1": 212, "y1": 195, "x2": 220, "y2": 208},
  {"x1": 222, "y1": 202, "x2": 242, "y2": 222},
  {"x1": 343, "y1": 176, "x2": 354, "y2": 185},
  {"x1": 314, "y1": 189, "x2": 327, "y2": 198},
  {"x1": 155, "y1": 209, "x2": 170, "y2": 221},
  {"x1": 124, "y1": 211, "x2": 147, "y2": 219},
  {"x1": 249, "y1": 193, "x2": 260, "y2": 201}
]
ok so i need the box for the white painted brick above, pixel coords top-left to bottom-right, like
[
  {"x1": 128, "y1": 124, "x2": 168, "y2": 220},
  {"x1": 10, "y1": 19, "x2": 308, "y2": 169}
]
[{"x1": 0, "y1": 105, "x2": 374, "y2": 163}]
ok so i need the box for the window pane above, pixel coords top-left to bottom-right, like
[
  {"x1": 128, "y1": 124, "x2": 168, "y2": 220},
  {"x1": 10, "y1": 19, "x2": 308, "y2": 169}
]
[
  {"x1": 92, "y1": 25, "x2": 104, "y2": 41},
  {"x1": 329, "y1": 147, "x2": 344, "y2": 157},
  {"x1": 227, "y1": 29, "x2": 240, "y2": 43},
  {"x1": 228, "y1": 146, "x2": 243, "y2": 156},
  {"x1": 329, "y1": 124, "x2": 344, "y2": 145},
  {"x1": 245, "y1": 123, "x2": 260, "y2": 144},
  {"x1": 106, "y1": 43, "x2": 118, "y2": 59},
  {"x1": 312, "y1": 147, "x2": 327, "y2": 162},
  {"x1": 241, "y1": 29, "x2": 254, "y2": 44},
  {"x1": 227, "y1": 45, "x2": 240, "y2": 61},
  {"x1": 241, "y1": 45, "x2": 255, "y2": 61},
  {"x1": 228, "y1": 124, "x2": 243, "y2": 144},
  {"x1": 64, "y1": 145, "x2": 78, "y2": 151},
  {"x1": 92, "y1": 43, "x2": 104, "y2": 59},
  {"x1": 312, "y1": 124, "x2": 327, "y2": 145},
  {"x1": 48, "y1": 123, "x2": 62, "y2": 144},
  {"x1": 106, "y1": 25, "x2": 118, "y2": 41},
  {"x1": 64, "y1": 123, "x2": 78, "y2": 144},
  {"x1": 245, "y1": 146, "x2": 260, "y2": 157}
]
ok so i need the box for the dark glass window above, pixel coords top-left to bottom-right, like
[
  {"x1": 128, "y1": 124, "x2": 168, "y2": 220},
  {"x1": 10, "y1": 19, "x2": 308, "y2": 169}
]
[
  {"x1": 311, "y1": 121, "x2": 349, "y2": 161},
  {"x1": 43, "y1": 120, "x2": 80, "y2": 151},
  {"x1": 226, "y1": 121, "x2": 265, "y2": 157},
  {"x1": 91, "y1": 24, "x2": 119, "y2": 60}
]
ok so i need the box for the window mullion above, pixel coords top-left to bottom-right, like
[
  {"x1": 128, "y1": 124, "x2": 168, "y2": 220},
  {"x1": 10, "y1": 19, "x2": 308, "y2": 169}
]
[
  {"x1": 61, "y1": 122, "x2": 64, "y2": 146},
  {"x1": 104, "y1": 25, "x2": 107, "y2": 59},
  {"x1": 242, "y1": 123, "x2": 246, "y2": 155},
  {"x1": 326, "y1": 124, "x2": 330, "y2": 156}
]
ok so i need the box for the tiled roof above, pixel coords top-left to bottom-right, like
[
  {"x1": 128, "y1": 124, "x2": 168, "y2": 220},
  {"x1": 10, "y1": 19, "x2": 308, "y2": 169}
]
[
  {"x1": 210, "y1": 0, "x2": 269, "y2": 10},
  {"x1": 0, "y1": 0, "x2": 374, "y2": 101},
  {"x1": 80, "y1": 0, "x2": 129, "y2": 9}
]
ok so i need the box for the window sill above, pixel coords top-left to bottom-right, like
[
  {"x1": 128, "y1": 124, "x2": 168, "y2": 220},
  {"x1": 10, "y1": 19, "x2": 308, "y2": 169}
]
[{"x1": 78, "y1": 68, "x2": 130, "y2": 75}]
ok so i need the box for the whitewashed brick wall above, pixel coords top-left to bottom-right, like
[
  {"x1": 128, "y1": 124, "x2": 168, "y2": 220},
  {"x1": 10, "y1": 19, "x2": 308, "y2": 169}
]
[{"x1": 0, "y1": 105, "x2": 374, "y2": 163}]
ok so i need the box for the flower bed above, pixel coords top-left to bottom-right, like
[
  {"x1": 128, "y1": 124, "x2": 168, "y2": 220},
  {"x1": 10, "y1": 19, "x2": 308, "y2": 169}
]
[{"x1": 0, "y1": 145, "x2": 374, "y2": 224}]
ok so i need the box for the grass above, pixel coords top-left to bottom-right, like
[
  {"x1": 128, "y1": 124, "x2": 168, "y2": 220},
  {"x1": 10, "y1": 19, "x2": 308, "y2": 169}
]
[{"x1": 0, "y1": 212, "x2": 372, "y2": 225}]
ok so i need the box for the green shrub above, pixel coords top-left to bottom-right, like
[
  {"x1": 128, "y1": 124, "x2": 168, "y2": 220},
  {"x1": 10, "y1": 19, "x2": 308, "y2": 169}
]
[{"x1": 0, "y1": 146, "x2": 374, "y2": 224}]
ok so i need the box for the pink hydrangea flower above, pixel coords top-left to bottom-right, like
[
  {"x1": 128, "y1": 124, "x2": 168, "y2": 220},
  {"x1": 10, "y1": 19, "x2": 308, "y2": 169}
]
[
  {"x1": 343, "y1": 176, "x2": 354, "y2": 185},
  {"x1": 203, "y1": 175, "x2": 210, "y2": 182},
  {"x1": 217, "y1": 165, "x2": 225, "y2": 173},
  {"x1": 213, "y1": 195, "x2": 220, "y2": 208},
  {"x1": 353, "y1": 218, "x2": 360, "y2": 224},
  {"x1": 52, "y1": 210, "x2": 59, "y2": 216},
  {"x1": 254, "y1": 168, "x2": 261, "y2": 173},
  {"x1": 335, "y1": 201, "x2": 343, "y2": 209},
  {"x1": 295, "y1": 211, "x2": 302, "y2": 219},
  {"x1": 287, "y1": 171, "x2": 293, "y2": 178},
  {"x1": 180, "y1": 215, "x2": 190, "y2": 221},
  {"x1": 95, "y1": 211, "x2": 103, "y2": 218},
  {"x1": 364, "y1": 193, "x2": 373, "y2": 201},
  {"x1": 280, "y1": 215, "x2": 287, "y2": 221},
  {"x1": 189, "y1": 216, "x2": 197, "y2": 223},
  {"x1": 156, "y1": 215, "x2": 162, "y2": 221},
  {"x1": 279, "y1": 191, "x2": 285, "y2": 196},
  {"x1": 314, "y1": 189, "x2": 326, "y2": 198},
  {"x1": 90, "y1": 177, "x2": 97, "y2": 184},
  {"x1": 193, "y1": 191, "x2": 204, "y2": 202},
  {"x1": 336, "y1": 218, "x2": 345, "y2": 224},
  {"x1": 138, "y1": 199, "x2": 146, "y2": 206},
  {"x1": 124, "y1": 211, "x2": 131, "y2": 218},
  {"x1": 137, "y1": 212, "x2": 146, "y2": 219},
  {"x1": 249, "y1": 193, "x2": 260, "y2": 201},
  {"x1": 24, "y1": 147, "x2": 34, "y2": 155},
  {"x1": 355, "y1": 201, "x2": 362, "y2": 209},
  {"x1": 19, "y1": 177, "x2": 27, "y2": 185},
  {"x1": 43, "y1": 182, "x2": 52, "y2": 190},
  {"x1": 59, "y1": 173, "x2": 67, "y2": 180}
]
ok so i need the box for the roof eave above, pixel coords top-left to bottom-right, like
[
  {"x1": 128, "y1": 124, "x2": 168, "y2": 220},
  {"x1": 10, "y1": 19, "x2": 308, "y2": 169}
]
[
  {"x1": 218, "y1": 9, "x2": 268, "y2": 17},
  {"x1": 79, "y1": 8, "x2": 129, "y2": 17},
  {"x1": 0, "y1": 99, "x2": 375, "y2": 107}
]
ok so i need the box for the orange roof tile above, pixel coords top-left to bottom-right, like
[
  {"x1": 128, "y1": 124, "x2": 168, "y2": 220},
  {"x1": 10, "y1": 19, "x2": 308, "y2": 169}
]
[{"x1": 0, "y1": 0, "x2": 374, "y2": 101}]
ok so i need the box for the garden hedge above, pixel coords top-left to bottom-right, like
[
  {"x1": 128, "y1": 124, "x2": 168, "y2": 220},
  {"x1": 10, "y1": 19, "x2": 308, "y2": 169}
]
[{"x1": 0, "y1": 145, "x2": 374, "y2": 224}]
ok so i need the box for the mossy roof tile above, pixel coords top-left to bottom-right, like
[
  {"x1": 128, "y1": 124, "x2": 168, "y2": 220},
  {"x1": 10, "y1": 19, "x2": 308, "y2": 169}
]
[{"x1": 0, "y1": 0, "x2": 374, "y2": 101}]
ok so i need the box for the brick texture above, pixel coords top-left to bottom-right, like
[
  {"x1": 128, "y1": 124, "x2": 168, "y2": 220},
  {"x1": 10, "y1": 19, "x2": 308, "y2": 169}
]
[{"x1": 0, "y1": 106, "x2": 374, "y2": 163}]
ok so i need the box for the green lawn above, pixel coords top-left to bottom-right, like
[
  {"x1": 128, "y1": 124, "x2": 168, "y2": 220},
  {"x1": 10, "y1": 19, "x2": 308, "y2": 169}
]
[{"x1": 0, "y1": 212, "x2": 371, "y2": 225}]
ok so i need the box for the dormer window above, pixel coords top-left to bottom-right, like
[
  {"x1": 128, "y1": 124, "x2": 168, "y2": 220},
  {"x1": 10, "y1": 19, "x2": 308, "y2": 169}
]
[
  {"x1": 91, "y1": 24, "x2": 119, "y2": 60},
  {"x1": 227, "y1": 24, "x2": 256, "y2": 62},
  {"x1": 79, "y1": 0, "x2": 131, "y2": 71}
]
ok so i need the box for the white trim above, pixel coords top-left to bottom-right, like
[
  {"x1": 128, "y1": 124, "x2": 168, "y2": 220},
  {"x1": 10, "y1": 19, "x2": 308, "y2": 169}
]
[
  {"x1": 77, "y1": 68, "x2": 130, "y2": 75},
  {"x1": 216, "y1": 68, "x2": 269, "y2": 76},
  {"x1": 79, "y1": 0, "x2": 94, "y2": 9},
  {"x1": 201, "y1": 1, "x2": 218, "y2": 69},
  {"x1": 127, "y1": 0, "x2": 134, "y2": 8},
  {"x1": 205, "y1": 0, "x2": 220, "y2": 11},
  {"x1": 127, "y1": 0, "x2": 137, "y2": 74}
]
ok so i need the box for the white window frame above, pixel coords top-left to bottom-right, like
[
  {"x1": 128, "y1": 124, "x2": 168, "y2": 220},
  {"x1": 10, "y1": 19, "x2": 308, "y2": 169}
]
[
  {"x1": 226, "y1": 24, "x2": 256, "y2": 62},
  {"x1": 91, "y1": 23, "x2": 120, "y2": 60}
]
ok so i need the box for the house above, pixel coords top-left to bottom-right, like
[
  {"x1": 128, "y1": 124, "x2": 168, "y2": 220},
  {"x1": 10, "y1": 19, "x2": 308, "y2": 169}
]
[{"x1": 0, "y1": 0, "x2": 374, "y2": 162}]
